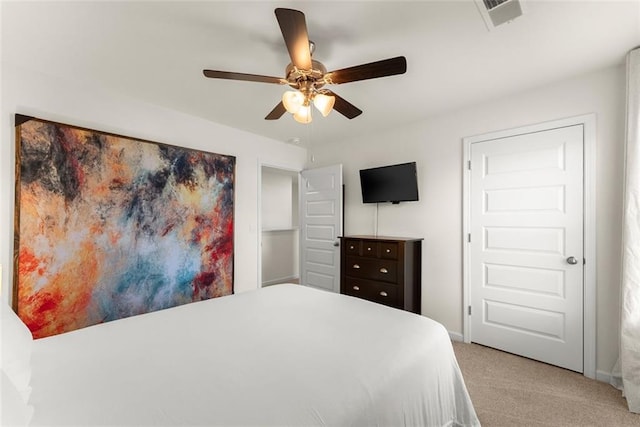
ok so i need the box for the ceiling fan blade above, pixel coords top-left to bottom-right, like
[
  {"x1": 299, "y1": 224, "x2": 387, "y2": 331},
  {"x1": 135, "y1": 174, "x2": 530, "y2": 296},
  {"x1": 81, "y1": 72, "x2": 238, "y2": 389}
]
[
  {"x1": 265, "y1": 102, "x2": 287, "y2": 120},
  {"x1": 326, "y1": 91, "x2": 362, "y2": 119},
  {"x1": 203, "y1": 70, "x2": 285, "y2": 85},
  {"x1": 275, "y1": 8, "x2": 312, "y2": 70},
  {"x1": 325, "y1": 56, "x2": 407, "y2": 85}
]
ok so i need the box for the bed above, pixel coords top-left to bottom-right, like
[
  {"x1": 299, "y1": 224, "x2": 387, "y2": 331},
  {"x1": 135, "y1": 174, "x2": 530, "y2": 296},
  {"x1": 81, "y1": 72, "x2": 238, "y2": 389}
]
[{"x1": 2, "y1": 284, "x2": 479, "y2": 426}]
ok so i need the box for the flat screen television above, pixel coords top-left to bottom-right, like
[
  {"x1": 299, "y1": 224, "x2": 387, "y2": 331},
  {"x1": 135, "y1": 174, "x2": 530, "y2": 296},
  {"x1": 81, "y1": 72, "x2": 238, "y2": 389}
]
[{"x1": 359, "y1": 162, "x2": 419, "y2": 204}]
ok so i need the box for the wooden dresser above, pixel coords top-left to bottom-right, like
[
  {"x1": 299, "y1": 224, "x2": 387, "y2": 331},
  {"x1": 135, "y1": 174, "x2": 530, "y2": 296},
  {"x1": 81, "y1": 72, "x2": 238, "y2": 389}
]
[{"x1": 340, "y1": 235, "x2": 422, "y2": 314}]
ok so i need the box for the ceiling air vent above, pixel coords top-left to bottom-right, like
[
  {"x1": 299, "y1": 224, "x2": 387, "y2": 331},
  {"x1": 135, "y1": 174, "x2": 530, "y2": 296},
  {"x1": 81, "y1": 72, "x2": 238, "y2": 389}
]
[{"x1": 475, "y1": 0, "x2": 524, "y2": 30}]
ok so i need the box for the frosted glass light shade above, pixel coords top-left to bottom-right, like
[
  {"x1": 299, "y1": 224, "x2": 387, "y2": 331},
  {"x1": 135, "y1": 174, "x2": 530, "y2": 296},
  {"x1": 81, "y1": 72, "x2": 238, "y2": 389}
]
[
  {"x1": 293, "y1": 105, "x2": 312, "y2": 124},
  {"x1": 282, "y1": 91, "x2": 305, "y2": 114},
  {"x1": 313, "y1": 93, "x2": 335, "y2": 117}
]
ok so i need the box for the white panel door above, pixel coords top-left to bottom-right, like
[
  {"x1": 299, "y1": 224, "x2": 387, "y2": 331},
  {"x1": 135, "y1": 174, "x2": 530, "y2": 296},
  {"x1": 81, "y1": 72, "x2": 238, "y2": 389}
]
[
  {"x1": 470, "y1": 125, "x2": 584, "y2": 372},
  {"x1": 299, "y1": 165, "x2": 343, "y2": 292}
]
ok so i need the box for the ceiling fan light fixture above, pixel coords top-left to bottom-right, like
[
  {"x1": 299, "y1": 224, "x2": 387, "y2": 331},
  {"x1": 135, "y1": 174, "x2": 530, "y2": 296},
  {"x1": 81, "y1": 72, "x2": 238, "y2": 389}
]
[
  {"x1": 293, "y1": 104, "x2": 312, "y2": 124},
  {"x1": 313, "y1": 93, "x2": 335, "y2": 117},
  {"x1": 282, "y1": 90, "x2": 305, "y2": 114},
  {"x1": 202, "y1": 9, "x2": 407, "y2": 122}
]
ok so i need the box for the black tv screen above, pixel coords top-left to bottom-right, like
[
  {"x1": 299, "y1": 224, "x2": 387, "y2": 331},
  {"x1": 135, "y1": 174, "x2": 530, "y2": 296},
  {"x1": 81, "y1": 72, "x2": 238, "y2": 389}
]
[{"x1": 359, "y1": 162, "x2": 419, "y2": 204}]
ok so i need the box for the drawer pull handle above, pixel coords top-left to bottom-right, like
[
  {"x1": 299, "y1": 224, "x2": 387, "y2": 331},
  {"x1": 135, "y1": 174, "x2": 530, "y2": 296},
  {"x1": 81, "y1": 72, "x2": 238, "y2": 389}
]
[
  {"x1": 379, "y1": 268, "x2": 388, "y2": 274},
  {"x1": 353, "y1": 286, "x2": 360, "y2": 291},
  {"x1": 350, "y1": 245, "x2": 354, "y2": 249},
  {"x1": 353, "y1": 264, "x2": 360, "y2": 269},
  {"x1": 367, "y1": 247, "x2": 372, "y2": 251},
  {"x1": 380, "y1": 291, "x2": 388, "y2": 297},
  {"x1": 386, "y1": 249, "x2": 391, "y2": 253}
]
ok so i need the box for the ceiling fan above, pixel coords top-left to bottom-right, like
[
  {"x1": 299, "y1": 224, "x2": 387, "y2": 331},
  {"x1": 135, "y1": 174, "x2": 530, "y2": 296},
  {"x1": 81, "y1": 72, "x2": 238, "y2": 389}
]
[{"x1": 202, "y1": 8, "x2": 407, "y2": 124}]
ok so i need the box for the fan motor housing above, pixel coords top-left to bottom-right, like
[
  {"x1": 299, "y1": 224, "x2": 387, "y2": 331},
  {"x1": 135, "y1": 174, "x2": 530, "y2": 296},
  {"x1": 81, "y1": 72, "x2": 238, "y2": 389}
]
[{"x1": 285, "y1": 60, "x2": 327, "y2": 89}]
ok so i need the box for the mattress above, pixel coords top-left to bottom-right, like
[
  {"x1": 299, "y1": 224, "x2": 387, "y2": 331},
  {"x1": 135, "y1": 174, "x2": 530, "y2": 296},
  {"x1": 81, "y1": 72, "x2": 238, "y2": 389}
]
[{"x1": 27, "y1": 284, "x2": 479, "y2": 426}]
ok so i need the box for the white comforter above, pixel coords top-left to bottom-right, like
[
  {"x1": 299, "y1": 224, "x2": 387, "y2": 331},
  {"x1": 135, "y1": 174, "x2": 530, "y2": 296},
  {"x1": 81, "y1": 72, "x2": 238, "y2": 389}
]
[{"x1": 28, "y1": 284, "x2": 479, "y2": 426}]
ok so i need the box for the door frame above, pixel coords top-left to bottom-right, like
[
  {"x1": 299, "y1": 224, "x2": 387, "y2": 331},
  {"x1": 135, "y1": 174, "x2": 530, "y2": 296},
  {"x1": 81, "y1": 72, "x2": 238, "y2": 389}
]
[
  {"x1": 257, "y1": 161, "x2": 302, "y2": 288},
  {"x1": 462, "y1": 114, "x2": 596, "y2": 379}
]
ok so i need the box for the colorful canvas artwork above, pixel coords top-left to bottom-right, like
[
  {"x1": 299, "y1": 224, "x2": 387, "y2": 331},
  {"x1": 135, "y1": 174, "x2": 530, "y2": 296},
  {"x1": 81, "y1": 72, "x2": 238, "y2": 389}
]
[{"x1": 14, "y1": 115, "x2": 235, "y2": 339}]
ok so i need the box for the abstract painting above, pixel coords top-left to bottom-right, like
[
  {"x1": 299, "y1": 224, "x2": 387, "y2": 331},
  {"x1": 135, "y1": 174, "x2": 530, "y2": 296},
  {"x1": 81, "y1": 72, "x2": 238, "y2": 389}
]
[{"x1": 13, "y1": 115, "x2": 235, "y2": 339}]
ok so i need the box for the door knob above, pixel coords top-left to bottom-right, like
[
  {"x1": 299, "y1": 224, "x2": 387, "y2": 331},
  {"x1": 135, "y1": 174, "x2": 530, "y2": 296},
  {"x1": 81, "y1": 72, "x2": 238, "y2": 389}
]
[
  {"x1": 333, "y1": 241, "x2": 339, "y2": 247},
  {"x1": 567, "y1": 256, "x2": 579, "y2": 265}
]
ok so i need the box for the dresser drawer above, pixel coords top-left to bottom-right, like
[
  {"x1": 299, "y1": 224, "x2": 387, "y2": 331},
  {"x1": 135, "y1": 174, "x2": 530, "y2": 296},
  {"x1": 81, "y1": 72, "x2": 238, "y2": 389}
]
[
  {"x1": 345, "y1": 256, "x2": 398, "y2": 283},
  {"x1": 344, "y1": 278, "x2": 399, "y2": 308},
  {"x1": 362, "y1": 241, "x2": 378, "y2": 257},
  {"x1": 380, "y1": 242, "x2": 398, "y2": 260},
  {"x1": 344, "y1": 239, "x2": 361, "y2": 256}
]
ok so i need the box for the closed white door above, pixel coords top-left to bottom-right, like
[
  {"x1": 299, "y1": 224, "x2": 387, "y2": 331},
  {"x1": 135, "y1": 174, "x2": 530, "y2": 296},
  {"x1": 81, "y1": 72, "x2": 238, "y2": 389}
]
[
  {"x1": 470, "y1": 125, "x2": 584, "y2": 372},
  {"x1": 299, "y1": 165, "x2": 343, "y2": 292}
]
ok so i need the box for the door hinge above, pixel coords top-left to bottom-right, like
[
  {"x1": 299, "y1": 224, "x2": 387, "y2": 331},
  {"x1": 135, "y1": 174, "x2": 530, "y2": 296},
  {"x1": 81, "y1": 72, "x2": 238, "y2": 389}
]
[
  {"x1": 468, "y1": 305, "x2": 472, "y2": 315},
  {"x1": 467, "y1": 233, "x2": 471, "y2": 243},
  {"x1": 468, "y1": 160, "x2": 472, "y2": 170}
]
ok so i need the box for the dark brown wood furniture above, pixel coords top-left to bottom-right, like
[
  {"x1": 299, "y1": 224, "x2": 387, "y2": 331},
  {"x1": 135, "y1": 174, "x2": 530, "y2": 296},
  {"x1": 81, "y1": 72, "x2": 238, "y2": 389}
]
[{"x1": 340, "y1": 235, "x2": 422, "y2": 314}]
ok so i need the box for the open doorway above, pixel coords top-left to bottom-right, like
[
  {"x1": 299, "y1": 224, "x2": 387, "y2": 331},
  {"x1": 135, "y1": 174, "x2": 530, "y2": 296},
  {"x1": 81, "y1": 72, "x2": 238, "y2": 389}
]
[{"x1": 260, "y1": 166, "x2": 300, "y2": 287}]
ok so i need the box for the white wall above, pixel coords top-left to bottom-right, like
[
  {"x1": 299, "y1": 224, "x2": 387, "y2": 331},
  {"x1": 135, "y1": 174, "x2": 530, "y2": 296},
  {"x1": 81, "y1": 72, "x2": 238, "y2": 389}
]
[
  {"x1": 309, "y1": 65, "x2": 626, "y2": 375},
  {"x1": 261, "y1": 230, "x2": 299, "y2": 285},
  {"x1": 0, "y1": 63, "x2": 307, "y2": 301},
  {"x1": 261, "y1": 170, "x2": 294, "y2": 230}
]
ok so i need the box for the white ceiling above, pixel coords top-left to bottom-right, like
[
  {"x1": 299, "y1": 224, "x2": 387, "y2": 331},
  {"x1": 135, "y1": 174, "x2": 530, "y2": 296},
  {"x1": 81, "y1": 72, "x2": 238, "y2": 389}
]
[{"x1": 2, "y1": 1, "x2": 639, "y2": 147}]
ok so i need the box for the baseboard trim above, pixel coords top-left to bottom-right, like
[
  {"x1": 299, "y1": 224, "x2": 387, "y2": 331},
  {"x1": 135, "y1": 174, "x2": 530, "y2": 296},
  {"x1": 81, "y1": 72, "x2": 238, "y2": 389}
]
[
  {"x1": 596, "y1": 370, "x2": 614, "y2": 384},
  {"x1": 262, "y1": 276, "x2": 299, "y2": 286},
  {"x1": 450, "y1": 339, "x2": 616, "y2": 387},
  {"x1": 449, "y1": 331, "x2": 464, "y2": 342}
]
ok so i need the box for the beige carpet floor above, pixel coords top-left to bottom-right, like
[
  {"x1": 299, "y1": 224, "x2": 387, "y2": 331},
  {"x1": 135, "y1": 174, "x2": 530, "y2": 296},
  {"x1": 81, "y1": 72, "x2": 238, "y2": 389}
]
[{"x1": 452, "y1": 342, "x2": 640, "y2": 426}]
